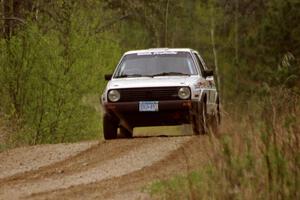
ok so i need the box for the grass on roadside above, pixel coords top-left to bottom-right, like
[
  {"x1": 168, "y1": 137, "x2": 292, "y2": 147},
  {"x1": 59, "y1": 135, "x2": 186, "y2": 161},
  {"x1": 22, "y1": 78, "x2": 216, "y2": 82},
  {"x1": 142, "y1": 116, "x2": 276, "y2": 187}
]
[{"x1": 146, "y1": 88, "x2": 300, "y2": 200}]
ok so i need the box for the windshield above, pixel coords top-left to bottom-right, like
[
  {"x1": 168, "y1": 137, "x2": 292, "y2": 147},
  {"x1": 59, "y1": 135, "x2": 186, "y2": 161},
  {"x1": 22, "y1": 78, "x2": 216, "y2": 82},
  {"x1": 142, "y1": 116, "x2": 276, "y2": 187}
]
[{"x1": 114, "y1": 52, "x2": 198, "y2": 78}]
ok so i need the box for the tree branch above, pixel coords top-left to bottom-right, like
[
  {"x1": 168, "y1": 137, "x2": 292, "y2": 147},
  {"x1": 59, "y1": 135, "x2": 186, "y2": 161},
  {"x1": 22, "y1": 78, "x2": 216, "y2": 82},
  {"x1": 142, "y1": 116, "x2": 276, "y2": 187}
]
[
  {"x1": 1, "y1": 17, "x2": 26, "y2": 24},
  {"x1": 95, "y1": 14, "x2": 130, "y2": 34}
]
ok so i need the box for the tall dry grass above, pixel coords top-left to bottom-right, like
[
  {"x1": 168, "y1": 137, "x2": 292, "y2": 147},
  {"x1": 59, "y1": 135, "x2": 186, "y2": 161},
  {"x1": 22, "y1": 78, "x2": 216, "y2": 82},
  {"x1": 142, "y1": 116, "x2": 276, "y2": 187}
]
[{"x1": 147, "y1": 87, "x2": 299, "y2": 200}]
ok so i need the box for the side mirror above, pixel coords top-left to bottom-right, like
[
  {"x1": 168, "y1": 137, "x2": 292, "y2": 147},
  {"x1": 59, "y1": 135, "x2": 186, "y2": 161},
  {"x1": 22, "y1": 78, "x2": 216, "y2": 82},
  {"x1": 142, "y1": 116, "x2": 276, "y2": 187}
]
[
  {"x1": 203, "y1": 70, "x2": 214, "y2": 78},
  {"x1": 104, "y1": 74, "x2": 113, "y2": 81}
]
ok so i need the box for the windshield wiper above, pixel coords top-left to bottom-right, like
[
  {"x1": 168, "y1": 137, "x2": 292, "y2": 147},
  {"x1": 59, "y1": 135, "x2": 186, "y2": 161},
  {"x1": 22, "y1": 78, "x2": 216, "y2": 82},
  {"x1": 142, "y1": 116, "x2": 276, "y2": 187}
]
[
  {"x1": 116, "y1": 74, "x2": 152, "y2": 78},
  {"x1": 151, "y1": 72, "x2": 190, "y2": 77},
  {"x1": 115, "y1": 72, "x2": 190, "y2": 78}
]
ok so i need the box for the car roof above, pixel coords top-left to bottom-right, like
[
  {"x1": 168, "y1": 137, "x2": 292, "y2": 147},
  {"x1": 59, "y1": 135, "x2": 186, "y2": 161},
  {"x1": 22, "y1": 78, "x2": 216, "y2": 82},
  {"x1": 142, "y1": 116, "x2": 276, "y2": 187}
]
[{"x1": 124, "y1": 48, "x2": 196, "y2": 55}]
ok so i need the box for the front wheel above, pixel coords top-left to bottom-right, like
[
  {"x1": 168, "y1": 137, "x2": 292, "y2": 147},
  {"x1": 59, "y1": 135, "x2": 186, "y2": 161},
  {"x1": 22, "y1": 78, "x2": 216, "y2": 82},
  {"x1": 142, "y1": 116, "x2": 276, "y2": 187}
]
[
  {"x1": 103, "y1": 114, "x2": 118, "y2": 140},
  {"x1": 120, "y1": 126, "x2": 133, "y2": 138},
  {"x1": 192, "y1": 100, "x2": 208, "y2": 135},
  {"x1": 192, "y1": 115, "x2": 200, "y2": 135}
]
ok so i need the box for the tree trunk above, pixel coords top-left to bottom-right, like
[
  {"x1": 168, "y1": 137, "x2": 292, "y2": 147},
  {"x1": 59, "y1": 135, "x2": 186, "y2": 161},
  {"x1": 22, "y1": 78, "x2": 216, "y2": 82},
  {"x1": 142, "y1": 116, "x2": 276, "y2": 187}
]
[
  {"x1": 164, "y1": 0, "x2": 169, "y2": 47},
  {"x1": 210, "y1": 0, "x2": 221, "y2": 102},
  {"x1": 2, "y1": 0, "x2": 24, "y2": 39},
  {"x1": 234, "y1": 0, "x2": 239, "y2": 64},
  {"x1": 3, "y1": 0, "x2": 11, "y2": 40}
]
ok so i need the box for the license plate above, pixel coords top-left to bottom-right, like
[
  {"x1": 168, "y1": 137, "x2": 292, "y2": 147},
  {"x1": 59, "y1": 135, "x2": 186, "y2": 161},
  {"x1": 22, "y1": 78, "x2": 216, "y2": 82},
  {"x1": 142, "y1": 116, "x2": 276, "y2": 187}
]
[{"x1": 139, "y1": 101, "x2": 159, "y2": 112}]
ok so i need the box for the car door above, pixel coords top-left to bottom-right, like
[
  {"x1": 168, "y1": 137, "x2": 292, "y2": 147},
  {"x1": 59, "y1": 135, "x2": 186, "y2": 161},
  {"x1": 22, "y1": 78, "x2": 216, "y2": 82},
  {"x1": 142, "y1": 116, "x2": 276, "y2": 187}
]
[{"x1": 193, "y1": 52, "x2": 217, "y2": 106}]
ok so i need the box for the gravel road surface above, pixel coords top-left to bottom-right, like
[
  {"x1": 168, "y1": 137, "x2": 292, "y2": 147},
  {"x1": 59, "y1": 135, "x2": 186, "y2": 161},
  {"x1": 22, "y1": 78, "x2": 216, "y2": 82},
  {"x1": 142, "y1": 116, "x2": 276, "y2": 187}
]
[{"x1": 0, "y1": 135, "x2": 211, "y2": 200}]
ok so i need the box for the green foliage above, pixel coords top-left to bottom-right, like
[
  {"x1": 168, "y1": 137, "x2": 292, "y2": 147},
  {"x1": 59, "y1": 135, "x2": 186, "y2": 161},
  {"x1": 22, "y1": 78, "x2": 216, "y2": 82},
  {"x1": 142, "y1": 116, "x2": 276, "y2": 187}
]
[
  {"x1": 0, "y1": 0, "x2": 299, "y2": 147},
  {"x1": 0, "y1": 1, "x2": 123, "y2": 145}
]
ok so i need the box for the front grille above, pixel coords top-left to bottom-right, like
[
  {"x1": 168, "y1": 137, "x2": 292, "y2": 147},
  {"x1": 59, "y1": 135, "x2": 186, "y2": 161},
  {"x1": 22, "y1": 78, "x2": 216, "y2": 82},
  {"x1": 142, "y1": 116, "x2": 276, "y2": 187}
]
[{"x1": 117, "y1": 87, "x2": 181, "y2": 102}]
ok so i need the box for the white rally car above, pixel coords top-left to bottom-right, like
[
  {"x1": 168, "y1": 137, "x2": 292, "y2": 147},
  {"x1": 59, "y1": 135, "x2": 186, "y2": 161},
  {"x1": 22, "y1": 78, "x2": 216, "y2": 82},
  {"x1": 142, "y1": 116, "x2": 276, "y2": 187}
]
[{"x1": 101, "y1": 48, "x2": 220, "y2": 139}]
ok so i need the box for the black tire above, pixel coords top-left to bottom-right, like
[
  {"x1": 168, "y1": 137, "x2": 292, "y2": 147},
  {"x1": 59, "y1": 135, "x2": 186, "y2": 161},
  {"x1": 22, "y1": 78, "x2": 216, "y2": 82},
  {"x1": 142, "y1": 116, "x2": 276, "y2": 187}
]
[
  {"x1": 198, "y1": 100, "x2": 208, "y2": 135},
  {"x1": 120, "y1": 126, "x2": 133, "y2": 138},
  {"x1": 103, "y1": 114, "x2": 118, "y2": 140},
  {"x1": 192, "y1": 114, "x2": 200, "y2": 135},
  {"x1": 217, "y1": 102, "x2": 221, "y2": 125}
]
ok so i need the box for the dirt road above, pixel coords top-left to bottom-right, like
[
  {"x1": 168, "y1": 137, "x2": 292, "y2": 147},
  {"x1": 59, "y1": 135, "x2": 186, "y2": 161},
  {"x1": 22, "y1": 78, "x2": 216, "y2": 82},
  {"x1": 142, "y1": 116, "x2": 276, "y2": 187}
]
[{"x1": 0, "y1": 135, "x2": 212, "y2": 200}]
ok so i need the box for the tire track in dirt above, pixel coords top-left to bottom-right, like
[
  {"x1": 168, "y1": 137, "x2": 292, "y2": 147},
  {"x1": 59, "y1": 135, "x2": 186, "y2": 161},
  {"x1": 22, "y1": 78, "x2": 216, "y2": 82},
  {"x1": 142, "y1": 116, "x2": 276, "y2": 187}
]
[
  {"x1": 28, "y1": 135, "x2": 212, "y2": 200},
  {"x1": 0, "y1": 139, "x2": 146, "y2": 184},
  {"x1": 0, "y1": 141, "x2": 98, "y2": 180},
  {"x1": 0, "y1": 136, "x2": 193, "y2": 200}
]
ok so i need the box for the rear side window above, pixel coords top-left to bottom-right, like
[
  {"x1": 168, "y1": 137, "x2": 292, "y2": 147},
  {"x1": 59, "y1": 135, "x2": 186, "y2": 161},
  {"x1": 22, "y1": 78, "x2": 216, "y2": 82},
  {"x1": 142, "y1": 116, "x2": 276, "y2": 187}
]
[{"x1": 193, "y1": 53, "x2": 205, "y2": 73}]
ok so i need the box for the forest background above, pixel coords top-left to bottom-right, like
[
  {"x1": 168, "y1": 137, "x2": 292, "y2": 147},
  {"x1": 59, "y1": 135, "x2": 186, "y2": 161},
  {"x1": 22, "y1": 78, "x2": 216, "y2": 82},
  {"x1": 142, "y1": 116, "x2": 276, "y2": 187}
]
[
  {"x1": 1, "y1": 1, "x2": 299, "y2": 199},
  {"x1": 1, "y1": 0, "x2": 299, "y2": 145}
]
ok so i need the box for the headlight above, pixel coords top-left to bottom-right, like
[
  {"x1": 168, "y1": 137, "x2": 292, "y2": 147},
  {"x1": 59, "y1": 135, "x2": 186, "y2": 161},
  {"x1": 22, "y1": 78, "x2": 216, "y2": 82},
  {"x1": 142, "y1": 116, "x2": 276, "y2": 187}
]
[
  {"x1": 108, "y1": 90, "x2": 120, "y2": 102},
  {"x1": 178, "y1": 87, "x2": 191, "y2": 100}
]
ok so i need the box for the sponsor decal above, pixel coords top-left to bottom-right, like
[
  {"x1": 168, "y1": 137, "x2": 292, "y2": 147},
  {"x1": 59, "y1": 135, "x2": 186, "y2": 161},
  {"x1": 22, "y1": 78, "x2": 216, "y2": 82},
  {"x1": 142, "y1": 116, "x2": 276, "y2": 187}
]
[{"x1": 137, "y1": 52, "x2": 177, "y2": 56}]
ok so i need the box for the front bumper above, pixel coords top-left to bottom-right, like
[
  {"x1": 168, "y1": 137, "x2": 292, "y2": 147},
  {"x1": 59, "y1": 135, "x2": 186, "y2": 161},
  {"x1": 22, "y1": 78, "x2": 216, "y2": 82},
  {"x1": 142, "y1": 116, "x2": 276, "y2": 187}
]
[
  {"x1": 104, "y1": 100, "x2": 192, "y2": 112},
  {"x1": 103, "y1": 100, "x2": 193, "y2": 127}
]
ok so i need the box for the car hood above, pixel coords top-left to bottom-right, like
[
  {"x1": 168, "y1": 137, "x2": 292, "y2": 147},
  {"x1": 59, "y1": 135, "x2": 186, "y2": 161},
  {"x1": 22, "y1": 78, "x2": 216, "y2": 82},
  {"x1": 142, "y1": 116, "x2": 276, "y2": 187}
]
[{"x1": 107, "y1": 76, "x2": 197, "y2": 89}]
